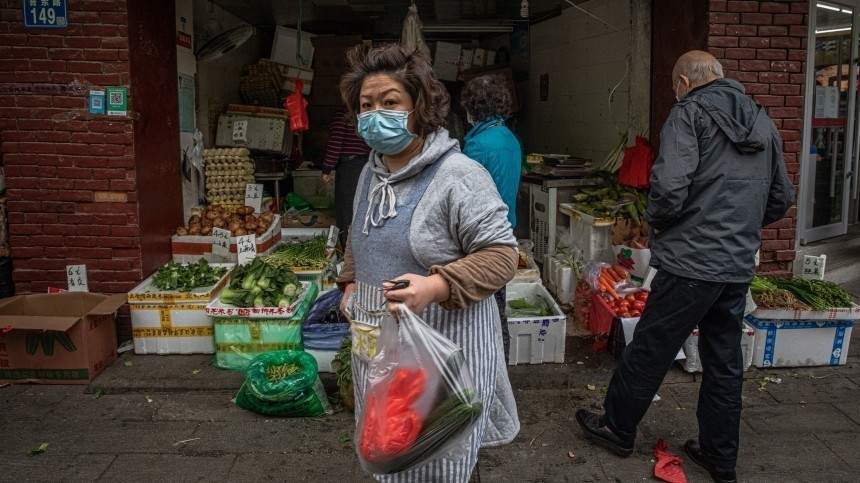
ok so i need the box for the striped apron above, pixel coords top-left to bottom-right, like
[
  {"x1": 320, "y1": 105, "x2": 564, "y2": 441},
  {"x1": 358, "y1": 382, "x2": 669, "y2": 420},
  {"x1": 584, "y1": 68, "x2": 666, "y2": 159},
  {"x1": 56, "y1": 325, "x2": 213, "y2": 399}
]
[{"x1": 349, "y1": 152, "x2": 501, "y2": 482}]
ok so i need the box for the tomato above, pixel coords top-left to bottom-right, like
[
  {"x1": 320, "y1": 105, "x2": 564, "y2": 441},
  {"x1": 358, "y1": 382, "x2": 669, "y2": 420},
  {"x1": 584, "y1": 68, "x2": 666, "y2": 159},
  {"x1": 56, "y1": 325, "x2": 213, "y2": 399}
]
[
  {"x1": 619, "y1": 311, "x2": 631, "y2": 318},
  {"x1": 616, "y1": 300, "x2": 630, "y2": 310},
  {"x1": 634, "y1": 291, "x2": 649, "y2": 302},
  {"x1": 624, "y1": 293, "x2": 637, "y2": 303},
  {"x1": 629, "y1": 309, "x2": 641, "y2": 317},
  {"x1": 631, "y1": 300, "x2": 646, "y2": 311}
]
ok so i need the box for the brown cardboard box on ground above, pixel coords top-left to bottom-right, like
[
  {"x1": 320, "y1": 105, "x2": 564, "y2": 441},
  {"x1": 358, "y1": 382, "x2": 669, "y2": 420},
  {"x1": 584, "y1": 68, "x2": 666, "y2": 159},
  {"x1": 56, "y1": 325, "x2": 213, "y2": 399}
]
[{"x1": 0, "y1": 292, "x2": 126, "y2": 384}]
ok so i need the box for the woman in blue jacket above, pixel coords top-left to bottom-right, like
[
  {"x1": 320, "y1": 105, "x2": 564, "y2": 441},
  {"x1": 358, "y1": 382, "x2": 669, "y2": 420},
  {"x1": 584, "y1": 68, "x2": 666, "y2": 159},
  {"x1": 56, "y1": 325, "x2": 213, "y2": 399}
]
[{"x1": 461, "y1": 74, "x2": 522, "y2": 364}]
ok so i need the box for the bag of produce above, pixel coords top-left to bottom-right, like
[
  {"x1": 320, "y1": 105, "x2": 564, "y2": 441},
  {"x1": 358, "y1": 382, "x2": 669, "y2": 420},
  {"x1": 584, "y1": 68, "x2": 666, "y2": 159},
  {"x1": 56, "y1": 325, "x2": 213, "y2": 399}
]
[
  {"x1": 303, "y1": 289, "x2": 350, "y2": 351},
  {"x1": 356, "y1": 306, "x2": 483, "y2": 475},
  {"x1": 234, "y1": 350, "x2": 333, "y2": 417}
]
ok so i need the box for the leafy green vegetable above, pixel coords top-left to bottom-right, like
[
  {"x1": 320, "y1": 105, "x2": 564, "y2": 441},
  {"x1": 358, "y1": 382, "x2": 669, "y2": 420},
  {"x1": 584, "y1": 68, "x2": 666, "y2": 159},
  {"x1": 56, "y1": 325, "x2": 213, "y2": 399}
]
[
  {"x1": 27, "y1": 443, "x2": 48, "y2": 457},
  {"x1": 762, "y1": 277, "x2": 854, "y2": 310},
  {"x1": 151, "y1": 259, "x2": 228, "y2": 292},
  {"x1": 267, "y1": 235, "x2": 329, "y2": 269},
  {"x1": 507, "y1": 297, "x2": 552, "y2": 317}
]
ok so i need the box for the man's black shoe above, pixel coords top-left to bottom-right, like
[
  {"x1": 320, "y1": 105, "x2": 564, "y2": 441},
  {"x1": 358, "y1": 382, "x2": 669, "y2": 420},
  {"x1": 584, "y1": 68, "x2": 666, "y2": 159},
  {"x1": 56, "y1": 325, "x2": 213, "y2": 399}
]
[
  {"x1": 575, "y1": 409, "x2": 634, "y2": 457},
  {"x1": 683, "y1": 439, "x2": 737, "y2": 483}
]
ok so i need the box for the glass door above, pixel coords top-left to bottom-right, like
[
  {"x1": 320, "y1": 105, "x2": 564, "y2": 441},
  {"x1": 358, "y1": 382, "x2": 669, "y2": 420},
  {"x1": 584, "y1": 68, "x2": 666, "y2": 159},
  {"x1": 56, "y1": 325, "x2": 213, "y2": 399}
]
[{"x1": 800, "y1": 1, "x2": 858, "y2": 243}]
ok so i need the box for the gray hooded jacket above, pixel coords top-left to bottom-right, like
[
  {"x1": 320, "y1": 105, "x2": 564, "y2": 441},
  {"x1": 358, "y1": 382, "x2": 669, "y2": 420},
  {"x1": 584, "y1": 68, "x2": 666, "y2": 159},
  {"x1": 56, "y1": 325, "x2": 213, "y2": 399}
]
[{"x1": 647, "y1": 78, "x2": 794, "y2": 283}]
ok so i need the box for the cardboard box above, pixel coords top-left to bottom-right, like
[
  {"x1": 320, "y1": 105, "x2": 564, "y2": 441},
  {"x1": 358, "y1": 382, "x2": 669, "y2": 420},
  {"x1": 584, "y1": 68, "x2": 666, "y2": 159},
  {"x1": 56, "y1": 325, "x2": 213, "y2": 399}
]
[
  {"x1": 127, "y1": 263, "x2": 234, "y2": 355},
  {"x1": 215, "y1": 115, "x2": 292, "y2": 154},
  {"x1": 311, "y1": 35, "x2": 362, "y2": 76},
  {"x1": 171, "y1": 216, "x2": 282, "y2": 264},
  {"x1": 746, "y1": 315, "x2": 853, "y2": 368},
  {"x1": 258, "y1": 59, "x2": 313, "y2": 95},
  {"x1": 271, "y1": 26, "x2": 315, "y2": 68},
  {"x1": 681, "y1": 322, "x2": 755, "y2": 372},
  {"x1": 506, "y1": 283, "x2": 567, "y2": 365},
  {"x1": 206, "y1": 282, "x2": 319, "y2": 370},
  {"x1": 433, "y1": 41, "x2": 462, "y2": 82},
  {"x1": 0, "y1": 292, "x2": 125, "y2": 384}
]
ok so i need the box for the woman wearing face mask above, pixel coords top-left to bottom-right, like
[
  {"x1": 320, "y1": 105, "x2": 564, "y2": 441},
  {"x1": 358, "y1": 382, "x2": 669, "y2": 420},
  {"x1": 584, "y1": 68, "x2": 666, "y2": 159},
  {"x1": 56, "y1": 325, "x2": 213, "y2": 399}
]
[
  {"x1": 336, "y1": 43, "x2": 520, "y2": 482},
  {"x1": 461, "y1": 74, "x2": 522, "y2": 365}
]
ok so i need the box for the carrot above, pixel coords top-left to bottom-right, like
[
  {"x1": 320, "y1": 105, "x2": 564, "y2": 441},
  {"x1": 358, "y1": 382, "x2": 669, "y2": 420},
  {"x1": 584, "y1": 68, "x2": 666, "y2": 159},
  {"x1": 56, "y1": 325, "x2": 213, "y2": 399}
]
[
  {"x1": 611, "y1": 265, "x2": 629, "y2": 279},
  {"x1": 599, "y1": 275, "x2": 618, "y2": 298},
  {"x1": 603, "y1": 267, "x2": 620, "y2": 284},
  {"x1": 601, "y1": 281, "x2": 620, "y2": 300}
]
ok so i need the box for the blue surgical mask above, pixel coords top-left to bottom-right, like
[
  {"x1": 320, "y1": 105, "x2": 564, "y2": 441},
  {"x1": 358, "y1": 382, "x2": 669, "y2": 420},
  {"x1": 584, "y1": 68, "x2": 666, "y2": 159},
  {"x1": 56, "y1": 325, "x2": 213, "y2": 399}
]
[{"x1": 356, "y1": 109, "x2": 417, "y2": 155}]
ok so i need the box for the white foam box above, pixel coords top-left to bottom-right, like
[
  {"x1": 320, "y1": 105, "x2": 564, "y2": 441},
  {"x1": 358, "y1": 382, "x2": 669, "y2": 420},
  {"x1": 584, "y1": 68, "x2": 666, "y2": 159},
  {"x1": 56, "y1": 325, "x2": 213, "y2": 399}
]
[
  {"x1": 750, "y1": 304, "x2": 860, "y2": 321},
  {"x1": 171, "y1": 215, "x2": 282, "y2": 264},
  {"x1": 510, "y1": 253, "x2": 541, "y2": 284},
  {"x1": 271, "y1": 26, "x2": 315, "y2": 68},
  {"x1": 680, "y1": 322, "x2": 755, "y2": 373},
  {"x1": 215, "y1": 114, "x2": 291, "y2": 154},
  {"x1": 745, "y1": 315, "x2": 853, "y2": 368},
  {"x1": 505, "y1": 283, "x2": 567, "y2": 365},
  {"x1": 127, "y1": 263, "x2": 234, "y2": 355},
  {"x1": 305, "y1": 348, "x2": 337, "y2": 373},
  {"x1": 542, "y1": 253, "x2": 575, "y2": 304}
]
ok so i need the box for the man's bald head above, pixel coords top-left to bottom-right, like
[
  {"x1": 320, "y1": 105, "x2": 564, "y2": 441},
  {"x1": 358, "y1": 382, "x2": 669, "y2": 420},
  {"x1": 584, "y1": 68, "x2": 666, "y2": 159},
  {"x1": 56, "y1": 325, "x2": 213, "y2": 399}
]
[
  {"x1": 673, "y1": 50, "x2": 724, "y2": 88},
  {"x1": 671, "y1": 50, "x2": 724, "y2": 100}
]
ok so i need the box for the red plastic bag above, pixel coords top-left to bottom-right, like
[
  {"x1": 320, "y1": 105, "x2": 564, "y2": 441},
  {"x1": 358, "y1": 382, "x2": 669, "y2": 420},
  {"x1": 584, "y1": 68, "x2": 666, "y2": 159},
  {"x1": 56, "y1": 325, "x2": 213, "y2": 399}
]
[
  {"x1": 284, "y1": 80, "x2": 309, "y2": 132},
  {"x1": 618, "y1": 136, "x2": 654, "y2": 189}
]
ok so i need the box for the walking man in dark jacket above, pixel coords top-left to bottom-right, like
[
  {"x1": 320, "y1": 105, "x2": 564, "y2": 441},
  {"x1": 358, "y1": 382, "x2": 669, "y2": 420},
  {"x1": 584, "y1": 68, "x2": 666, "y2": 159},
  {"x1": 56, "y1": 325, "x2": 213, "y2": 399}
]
[{"x1": 576, "y1": 51, "x2": 794, "y2": 483}]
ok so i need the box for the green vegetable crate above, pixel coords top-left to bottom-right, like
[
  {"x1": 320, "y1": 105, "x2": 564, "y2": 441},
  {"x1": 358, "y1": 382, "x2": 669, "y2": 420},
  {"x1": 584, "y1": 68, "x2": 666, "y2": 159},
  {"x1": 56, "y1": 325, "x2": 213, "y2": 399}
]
[
  {"x1": 505, "y1": 283, "x2": 566, "y2": 365},
  {"x1": 206, "y1": 281, "x2": 319, "y2": 370},
  {"x1": 127, "y1": 263, "x2": 234, "y2": 355}
]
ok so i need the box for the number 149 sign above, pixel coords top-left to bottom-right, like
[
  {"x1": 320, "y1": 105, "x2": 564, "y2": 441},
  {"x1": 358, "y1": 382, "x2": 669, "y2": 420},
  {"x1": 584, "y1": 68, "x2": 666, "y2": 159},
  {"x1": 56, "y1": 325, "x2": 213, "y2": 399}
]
[{"x1": 23, "y1": 0, "x2": 68, "y2": 29}]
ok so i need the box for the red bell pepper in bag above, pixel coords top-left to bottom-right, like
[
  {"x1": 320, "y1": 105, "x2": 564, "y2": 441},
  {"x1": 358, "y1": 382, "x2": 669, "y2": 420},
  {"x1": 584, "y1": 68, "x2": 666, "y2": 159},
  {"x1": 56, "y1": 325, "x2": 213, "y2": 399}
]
[{"x1": 359, "y1": 368, "x2": 426, "y2": 462}]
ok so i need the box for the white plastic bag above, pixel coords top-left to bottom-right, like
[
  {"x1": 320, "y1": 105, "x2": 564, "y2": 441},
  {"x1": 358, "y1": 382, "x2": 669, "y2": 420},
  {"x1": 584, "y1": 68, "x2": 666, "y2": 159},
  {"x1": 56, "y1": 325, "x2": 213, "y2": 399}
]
[{"x1": 355, "y1": 306, "x2": 482, "y2": 475}]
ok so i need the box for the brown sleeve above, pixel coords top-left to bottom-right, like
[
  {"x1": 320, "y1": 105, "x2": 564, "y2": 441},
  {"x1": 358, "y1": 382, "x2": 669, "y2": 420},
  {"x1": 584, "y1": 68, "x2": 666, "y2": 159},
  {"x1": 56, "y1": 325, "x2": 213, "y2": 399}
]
[
  {"x1": 336, "y1": 229, "x2": 356, "y2": 291},
  {"x1": 428, "y1": 245, "x2": 518, "y2": 310}
]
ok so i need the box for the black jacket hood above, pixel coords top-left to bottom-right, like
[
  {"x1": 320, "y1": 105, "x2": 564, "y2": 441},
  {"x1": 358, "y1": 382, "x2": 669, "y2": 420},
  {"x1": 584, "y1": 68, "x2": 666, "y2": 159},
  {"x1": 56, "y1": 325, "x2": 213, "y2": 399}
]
[{"x1": 681, "y1": 78, "x2": 767, "y2": 154}]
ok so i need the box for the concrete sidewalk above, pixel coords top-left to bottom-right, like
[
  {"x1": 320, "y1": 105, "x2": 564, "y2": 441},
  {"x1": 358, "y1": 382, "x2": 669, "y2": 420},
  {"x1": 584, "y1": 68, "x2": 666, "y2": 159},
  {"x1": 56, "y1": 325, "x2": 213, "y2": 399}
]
[{"x1": 2, "y1": 281, "x2": 859, "y2": 482}]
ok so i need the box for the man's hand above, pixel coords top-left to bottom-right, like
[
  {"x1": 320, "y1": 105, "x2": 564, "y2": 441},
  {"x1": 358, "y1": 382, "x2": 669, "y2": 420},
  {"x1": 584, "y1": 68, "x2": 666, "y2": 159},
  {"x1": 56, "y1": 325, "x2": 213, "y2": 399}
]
[
  {"x1": 383, "y1": 273, "x2": 450, "y2": 315},
  {"x1": 321, "y1": 174, "x2": 332, "y2": 184}
]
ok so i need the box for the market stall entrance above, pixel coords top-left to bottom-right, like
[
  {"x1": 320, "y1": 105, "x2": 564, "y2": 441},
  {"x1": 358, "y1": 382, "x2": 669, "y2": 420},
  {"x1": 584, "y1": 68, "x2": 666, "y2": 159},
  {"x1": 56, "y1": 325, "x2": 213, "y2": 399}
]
[{"x1": 800, "y1": 0, "x2": 860, "y2": 243}]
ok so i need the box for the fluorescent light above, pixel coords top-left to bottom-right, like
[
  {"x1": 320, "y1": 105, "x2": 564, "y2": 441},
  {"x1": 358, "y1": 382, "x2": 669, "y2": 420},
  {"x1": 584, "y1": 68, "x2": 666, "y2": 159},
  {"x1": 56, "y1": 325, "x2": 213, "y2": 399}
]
[
  {"x1": 818, "y1": 3, "x2": 842, "y2": 11},
  {"x1": 842, "y1": 8, "x2": 853, "y2": 13},
  {"x1": 816, "y1": 26, "x2": 852, "y2": 33},
  {"x1": 422, "y1": 25, "x2": 514, "y2": 33}
]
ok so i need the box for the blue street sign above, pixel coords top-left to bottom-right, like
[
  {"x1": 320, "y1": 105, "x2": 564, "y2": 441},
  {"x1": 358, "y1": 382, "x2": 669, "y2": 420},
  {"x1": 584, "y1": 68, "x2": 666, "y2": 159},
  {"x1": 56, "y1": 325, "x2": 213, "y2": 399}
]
[{"x1": 22, "y1": 0, "x2": 68, "y2": 29}]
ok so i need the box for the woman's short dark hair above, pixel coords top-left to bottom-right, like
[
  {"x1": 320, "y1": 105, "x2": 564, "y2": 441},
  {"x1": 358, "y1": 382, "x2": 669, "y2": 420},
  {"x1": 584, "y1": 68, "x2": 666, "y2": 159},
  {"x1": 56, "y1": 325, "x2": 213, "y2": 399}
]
[
  {"x1": 339, "y1": 43, "x2": 450, "y2": 136},
  {"x1": 460, "y1": 74, "x2": 511, "y2": 122}
]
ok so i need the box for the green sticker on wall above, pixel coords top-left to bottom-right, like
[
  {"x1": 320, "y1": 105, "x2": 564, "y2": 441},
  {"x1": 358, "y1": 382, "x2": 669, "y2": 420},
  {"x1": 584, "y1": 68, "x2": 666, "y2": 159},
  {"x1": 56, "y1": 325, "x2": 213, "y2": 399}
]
[{"x1": 106, "y1": 86, "x2": 127, "y2": 117}]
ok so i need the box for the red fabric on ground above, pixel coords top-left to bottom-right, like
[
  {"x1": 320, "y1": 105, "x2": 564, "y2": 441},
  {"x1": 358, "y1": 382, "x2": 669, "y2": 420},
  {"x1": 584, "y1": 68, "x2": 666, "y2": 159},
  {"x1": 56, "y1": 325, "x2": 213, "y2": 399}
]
[{"x1": 653, "y1": 438, "x2": 687, "y2": 483}]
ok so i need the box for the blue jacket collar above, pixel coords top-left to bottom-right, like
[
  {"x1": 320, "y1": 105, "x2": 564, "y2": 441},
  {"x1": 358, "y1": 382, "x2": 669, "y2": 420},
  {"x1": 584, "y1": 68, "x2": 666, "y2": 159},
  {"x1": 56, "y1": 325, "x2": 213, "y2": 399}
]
[{"x1": 465, "y1": 117, "x2": 505, "y2": 141}]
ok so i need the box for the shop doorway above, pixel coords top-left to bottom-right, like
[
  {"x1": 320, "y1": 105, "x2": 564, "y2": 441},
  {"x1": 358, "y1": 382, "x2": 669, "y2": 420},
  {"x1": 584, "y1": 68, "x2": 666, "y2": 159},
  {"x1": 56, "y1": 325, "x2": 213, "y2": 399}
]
[{"x1": 800, "y1": 0, "x2": 860, "y2": 244}]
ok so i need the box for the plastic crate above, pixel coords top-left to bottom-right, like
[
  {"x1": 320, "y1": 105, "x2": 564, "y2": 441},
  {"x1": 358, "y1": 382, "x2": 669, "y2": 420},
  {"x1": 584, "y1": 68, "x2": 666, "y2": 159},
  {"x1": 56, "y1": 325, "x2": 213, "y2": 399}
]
[{"x1": 505, "y1": 283, "x2": 567, "y2": 365}]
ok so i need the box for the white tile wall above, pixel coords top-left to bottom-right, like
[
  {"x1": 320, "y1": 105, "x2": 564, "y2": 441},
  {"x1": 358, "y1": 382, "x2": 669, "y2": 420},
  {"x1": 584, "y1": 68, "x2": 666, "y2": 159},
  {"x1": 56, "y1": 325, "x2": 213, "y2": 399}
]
[{"x1": 522, "y1": 0, "x2": 633, "y2": 162}]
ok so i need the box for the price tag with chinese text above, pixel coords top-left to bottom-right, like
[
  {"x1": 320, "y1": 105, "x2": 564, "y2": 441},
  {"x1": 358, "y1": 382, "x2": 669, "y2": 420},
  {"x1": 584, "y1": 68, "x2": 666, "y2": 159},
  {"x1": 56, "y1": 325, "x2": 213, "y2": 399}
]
[
  {"x1": 237, "y1": 234, "x2": 257, "y2": 265},
  {"x1": 245, "y1": 183, "x2": 263, "y2": 214},
  {"x1": 66, "y1": 264, "x2": 89, "y2": 292},
  {"x1": 212, "y1": 227, "x2": 231, "y2": 257},
  {"x1": 801, "y1": 254, "x2": 826, "y2": 280}
]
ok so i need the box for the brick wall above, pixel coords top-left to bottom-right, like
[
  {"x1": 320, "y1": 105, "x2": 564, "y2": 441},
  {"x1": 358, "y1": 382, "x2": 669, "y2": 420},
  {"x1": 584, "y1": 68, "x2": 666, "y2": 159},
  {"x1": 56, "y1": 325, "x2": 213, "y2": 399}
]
[
  {"x1": 0, "y1": 0, "x2": 143, "y2": 297},
  {"x1": 0, "y1": 0, "x2": 183, "y2": 340},
  {"x1": 708, "y1": 0, "x2": 806, "y2": 276}
]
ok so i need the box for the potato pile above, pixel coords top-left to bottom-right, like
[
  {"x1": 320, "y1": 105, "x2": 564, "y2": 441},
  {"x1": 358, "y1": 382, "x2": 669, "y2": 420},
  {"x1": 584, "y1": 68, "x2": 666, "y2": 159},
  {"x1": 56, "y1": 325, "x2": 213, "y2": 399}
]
[{"x1": 175, "y1": 205, "x2": 276, "y2": 238}]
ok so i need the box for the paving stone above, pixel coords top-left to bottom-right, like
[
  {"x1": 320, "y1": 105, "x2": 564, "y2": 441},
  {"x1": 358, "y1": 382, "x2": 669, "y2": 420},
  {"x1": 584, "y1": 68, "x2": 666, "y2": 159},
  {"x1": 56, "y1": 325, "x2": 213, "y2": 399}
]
[
  {"x1": 735, "y1": 433, "x2": 849, "y2": 479},
  {"x1": 743, "y1": 403, "x2": 860, "y2": 435},
  {"x1": 152, "y1": 393, "x2": 255, "y2": 422},
  {"x1": 833, "y1": 401, "x2": 860, "y2": 426},
  {"x1": 72, "y1": 420, "x2": 200, "y2": 453},
  {"x1": 89, "y1": 353, "x2": 244, "y2": 394},
  {"x1": 663, "y1": 379, "x2": 780, "y2": 409},
  {"x1": 815, "y1": 431, "x2": 860, "y2": 469},
  {"x1": 98, "y1": 453, "x2": 236, "y2": 482},
  {"x1": 0, "y1": 385, "x2": 77, "y2": 422},
  {"x1": 190, "y1": 419, "x2": 353, "y2": 454},
  {"x1": 758, "y1": 372, "x2": 860, "y2": 405},
  {"x1": 2, "y1": 453, "x2": 115, "y2": 482},
  {"x1": 228, "y1": 452, "x2": 367, "y2": 481}
]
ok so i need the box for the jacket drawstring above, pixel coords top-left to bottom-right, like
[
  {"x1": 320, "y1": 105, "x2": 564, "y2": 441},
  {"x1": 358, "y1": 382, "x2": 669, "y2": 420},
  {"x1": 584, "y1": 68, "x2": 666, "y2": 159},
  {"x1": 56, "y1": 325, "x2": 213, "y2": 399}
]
[{"x1": 362, "y1": 175, "x2": 397, "y2": 235}]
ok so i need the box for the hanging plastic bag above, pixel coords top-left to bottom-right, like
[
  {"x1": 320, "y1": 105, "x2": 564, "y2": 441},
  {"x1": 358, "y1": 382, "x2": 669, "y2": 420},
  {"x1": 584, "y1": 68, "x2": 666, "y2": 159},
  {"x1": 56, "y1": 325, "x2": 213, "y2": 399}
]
[
  {"x1": 284, "y1": 79, "x2": 309, "y2": 133},
  {"x1": 234, "y1": 350, "x2": 333, "y2": 417},
  {"x1": 355, "y1": 306, "x2": 483, "y2": 475},
  {"x1": 618, "y1": 135, "x2": 654, "y2": 189}
]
